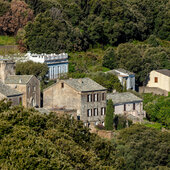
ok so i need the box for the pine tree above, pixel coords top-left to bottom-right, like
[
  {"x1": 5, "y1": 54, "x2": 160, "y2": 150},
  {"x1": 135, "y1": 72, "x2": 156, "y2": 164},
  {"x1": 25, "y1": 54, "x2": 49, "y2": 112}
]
[{"x1": 105, "y1": 99, "x2": 114, "y2": 130}]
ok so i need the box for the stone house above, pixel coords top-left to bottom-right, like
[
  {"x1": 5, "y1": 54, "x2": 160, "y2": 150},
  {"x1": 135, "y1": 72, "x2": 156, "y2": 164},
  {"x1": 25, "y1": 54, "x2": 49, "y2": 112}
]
[
  {"x1": 107, "y1": 92, "x2": 145, "y2": 122},
  {"x1": 107, "y1": 68, "x2": 135, "y2": 90},
  {"x1": 0, "y1": 81, "x2": 23, "y2": 105},
  {"x1": 5, "y1": 75, "x2": 40, "y2": 108},
  {"x1": 0, "y1": 59, "x2": 41, "y2": 108},
  {"x1": 146, "y1": 69, "x2": 170, "y2": 95},
  {"x1": 25, "y1": 52, "x2": 68, "y2": 79},
  {"x1": 43, "y1": 78, "x2": 107, "y2": 126}
]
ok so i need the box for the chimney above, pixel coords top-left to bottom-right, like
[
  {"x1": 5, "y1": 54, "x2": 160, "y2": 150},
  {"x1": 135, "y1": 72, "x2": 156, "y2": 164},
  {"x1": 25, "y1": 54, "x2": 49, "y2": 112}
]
[
  {"x1": 78, "y1": 79, "x2": 83, "y2": 84},
  {"x1": 0, "y1": 59, "x2": 15, "y2": 83}
]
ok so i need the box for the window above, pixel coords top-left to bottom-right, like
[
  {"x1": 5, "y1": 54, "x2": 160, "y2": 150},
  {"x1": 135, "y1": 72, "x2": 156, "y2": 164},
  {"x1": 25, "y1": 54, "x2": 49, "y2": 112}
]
[
  {"x1": 133, "y1": 103, "x2": 135, "y2": 110},
  {"x1": 61, "y1": 83, "x2": 64, "y2": 88},
  {"x1": 154, "y1": 77, "x2": 158, "y2": 83},
  {"x1": 87, "y1": 94, "x2": 92, "y2": 102},
  {"x1": 27, "y1": 86, "x2": 30, "y2": 97},
  {"x1": 102, "y1": 93, "x2": 105, "y2": 100},
  {"x1": 33, "y1": 86, "x2": 36, "y2": 91},
  {"x1": 28, "y1": 86, "x2": 30, "y2": 93},
  {"x1": 87, "y1": 109, "x2": 92, "y2": 117},
  {"x1": 124, "y1": 104, "x2": 126, "y2": 111},
  {"x1": 19, "y1": 97, "x2": 22, "y2": 105},
  {"x1": 93, "y1": 108, "x2": 98, "y2": 116},
  {"x1": 101, "y1": 107, "x2": 106, "y2": 115},
  {"x1": 93, "y1": 94, "x2": 98, "y2": 102},
  {"x1": 77, "y1": 116, "x2": 80, "y2": 120}
]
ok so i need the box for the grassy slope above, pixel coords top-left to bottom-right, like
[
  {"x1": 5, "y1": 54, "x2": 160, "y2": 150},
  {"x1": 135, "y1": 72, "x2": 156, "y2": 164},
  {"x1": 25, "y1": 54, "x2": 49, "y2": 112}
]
[
  {"x1": 0, "y1": 36, "x2": 20, "y2": 55},
  {"x1": 0, "y1": 36, "x2": 16, "y2": 45}
]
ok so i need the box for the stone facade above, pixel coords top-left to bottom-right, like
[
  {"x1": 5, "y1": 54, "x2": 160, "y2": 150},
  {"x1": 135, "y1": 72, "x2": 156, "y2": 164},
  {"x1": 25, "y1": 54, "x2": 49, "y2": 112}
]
[
  {"x1": 0, "y1": 93, "x2": 22, "y2": 106},
  {"x1": 139, "y1": 86, "x2": 169, "y2": 96},
  {"x1": 81, "y1": 91, "x2": 106, "y2": 125},
  {"x1": 0, "y1": 59, "x2": 15, "y2": 83},
  {"x1": 0, "y1": 81, "x2": 23, "y2": 106},
  {"x1": 107, "y1": 92, "x2": 146, "y2": 121},
  {"x1": 6, "y1": 75, "x2": 40, "y2": 108},
  {"x1": 146, "y1": 69, "x2": 170, "y2": 92},
  {"x1": 8, "y1": 95, "x2": 23, "y2": 106},
  {"x1": 43, "y1": 78, "x2": 107, "y2": 125},
  {"x1": 114, "y1": 101, "x2": 143, "y2": 115}
]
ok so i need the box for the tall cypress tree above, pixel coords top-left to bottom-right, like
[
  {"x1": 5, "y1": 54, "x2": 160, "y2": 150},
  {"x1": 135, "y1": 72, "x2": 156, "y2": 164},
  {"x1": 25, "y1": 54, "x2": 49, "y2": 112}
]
[{"x1": 105, "y1": 99, "x2": 114, "y2": 130}]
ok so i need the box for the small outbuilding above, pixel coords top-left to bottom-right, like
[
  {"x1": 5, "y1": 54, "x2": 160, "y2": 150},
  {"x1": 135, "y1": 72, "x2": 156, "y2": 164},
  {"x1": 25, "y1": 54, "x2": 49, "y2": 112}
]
[
  {"x1": 0, "y1": 81, "x2": 23, "y2": 105},
  {"x1": 107, "y1": 92, "x2": 145, "y2": 121}
]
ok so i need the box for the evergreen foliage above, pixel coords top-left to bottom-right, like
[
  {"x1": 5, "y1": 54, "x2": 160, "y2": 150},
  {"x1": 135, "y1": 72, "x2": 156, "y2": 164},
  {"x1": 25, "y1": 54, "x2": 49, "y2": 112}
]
[
  {"x1": 0, "y1": 100, "x2": 169, "y2": 169},
  {"x1": 0, "y1": 0, "x2": 168, "y2": 52},
  {"x1": 89, "y1": 72, "x2": 123, "y2": 93},
  {"x1": 16, "y1": 61, "x2": 48, "y2": 80},
  {"x1": 143, "y1": 93, "x2": 170, "y2": 129},
  {"x1": 0, "y1": 100, "x2": 119, "y2": 169},
  {"x1": 102, "y1": 47, "x2": 117, "y2": 69},
  {"x1": 105, "y1": 99, "x2": 114, "y2": 130},
  {"x1": 116, "y1": 124, "x2": 170, "y2": 169},
  {"x1": 114, "y1": 115, "x2": 132, "y2": 130}
]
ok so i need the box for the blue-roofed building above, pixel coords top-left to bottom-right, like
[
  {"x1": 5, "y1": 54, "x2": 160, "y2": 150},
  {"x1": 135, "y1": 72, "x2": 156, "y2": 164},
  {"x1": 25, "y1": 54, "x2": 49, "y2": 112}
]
[{"x1": 25, "y1": 52, "x2": 68, "y2": 79}]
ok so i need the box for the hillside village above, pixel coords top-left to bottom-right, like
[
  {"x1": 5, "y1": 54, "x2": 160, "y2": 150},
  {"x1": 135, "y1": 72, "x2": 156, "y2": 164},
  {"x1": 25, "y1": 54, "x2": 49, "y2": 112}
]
[
  {"x1": 0, "y1": 0, "x2": 169, "y2": 169},
  {"x1": 0, "y1": 56, "x2": 169, "y2": 129}
]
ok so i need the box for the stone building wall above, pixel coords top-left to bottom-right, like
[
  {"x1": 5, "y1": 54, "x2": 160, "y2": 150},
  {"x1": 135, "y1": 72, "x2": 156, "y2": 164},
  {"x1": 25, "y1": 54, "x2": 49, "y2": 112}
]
[
  {"x1": 43, "y1": 81, "x2": 107, "y2": 125},
  {"x1": 26, "y1": 76, "x2": 40, "y2": 107},
  {"x1": 7, "y1": 76, "x2": 40, "y2": 108},
  {"x1": 0, "y1": 93, "x2": 6, "y2": 101},
  {"x1": 43, "y1": 81, "x2": 81, "y2": 112},
  {"x1": 81, "y1": 91, "x2": 107, "y2": 124},
  {"x1": 139, "y1": 86, "x2": 169, "y2": 96},
  {"x1": 0, "y1": 60, "x2": 15, "y2": 83},
  {"x1": 146, "y1": 71, "x2": 170, "y2": 92},
  {"x1": 114, "y1": 101, "x2": 143, "y2": 115},
  {"x1": 7, "y1": 84, "x2": 27, "y2": 107},
  {"x1": 8, "y1": 95, "x2": 22, "y2": 106},
  {"x1": 0, "y1": 93, "x2": 22, "y2": 106}
]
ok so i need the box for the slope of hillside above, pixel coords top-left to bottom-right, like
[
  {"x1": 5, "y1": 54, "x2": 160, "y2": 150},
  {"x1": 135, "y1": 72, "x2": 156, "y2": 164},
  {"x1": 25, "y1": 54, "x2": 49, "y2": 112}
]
[{"x1": 0, "y1": 100, "x2": 169, "y2": 169}]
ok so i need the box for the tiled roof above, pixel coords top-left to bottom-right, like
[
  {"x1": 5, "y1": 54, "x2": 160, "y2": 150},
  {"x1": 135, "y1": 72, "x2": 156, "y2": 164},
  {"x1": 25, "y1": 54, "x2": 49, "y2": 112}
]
[
  {"x1": 5, "y1": 75, "x2": 33, "y2": 84},
  {"x1": 107, "y1": 92, "x2": 142, "y2": 104},
  {"x1": 107, "y1": 68, "x2": 134, "y2": 76},
  {"x1": 63, "y1": 78, "x2": 106, "y2": 92},
  {"x1": 156, "y1": 69, "x2": 170, "y2": 77},
  {"x1": 0, "y1": 81, "x2": 22, "y2": 97}
]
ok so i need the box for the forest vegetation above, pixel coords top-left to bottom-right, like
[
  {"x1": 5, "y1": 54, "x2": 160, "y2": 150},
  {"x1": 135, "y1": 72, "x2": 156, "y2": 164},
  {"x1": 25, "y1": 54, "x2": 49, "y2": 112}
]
[
  {"x1": 0, "y1": 0, "x2": 169, "y2": 86},
  {"x1": 0, "y1": 1, "x2": 169, "y2": 168},
  {"x1": 0, "y1": 100, "x2": 169, "y2": 169}
]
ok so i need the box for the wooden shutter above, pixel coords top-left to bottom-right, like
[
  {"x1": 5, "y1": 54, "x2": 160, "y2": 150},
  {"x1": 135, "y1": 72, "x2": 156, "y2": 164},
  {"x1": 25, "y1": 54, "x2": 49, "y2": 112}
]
[
  {"x1": 87, "y1": 110, "x2": 89, "y2": 117},
  {"x1": 93, "y1": 94, "x2": 95, "y2": 102}
]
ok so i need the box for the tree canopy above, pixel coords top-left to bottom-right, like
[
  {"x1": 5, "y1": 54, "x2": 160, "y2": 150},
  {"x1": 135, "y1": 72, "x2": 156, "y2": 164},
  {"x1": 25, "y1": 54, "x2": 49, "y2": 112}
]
[
  {"x1": 105, "y1": 99, "x2": 114, "y2": 130},
  {"x1": 0, "y1": 100, "x2": 169, "y2": 169},
  {"x1": 0, "y1": 0, "x2": 168, "y2": 52},
  {"x1": 16, "y1": 61, "x2": 48, "y2": 80}
]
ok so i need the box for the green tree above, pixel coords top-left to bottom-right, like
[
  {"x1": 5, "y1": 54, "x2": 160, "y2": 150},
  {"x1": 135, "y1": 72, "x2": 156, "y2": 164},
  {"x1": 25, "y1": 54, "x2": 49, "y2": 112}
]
[
  {"x1": 147, "y1": 35, "x2": 160, "y2": 47},
  {"x1": 16, "y1": 61, "x2": 48, "y2": 80},
  {"x1": 89, "y1": 72, "x2": 123, "y2": 92},
  {"x1": 102, "y1": 47, "x2": 117, "y2": 69},
  {"x1": 105, "y1": 99, "x2": 114, "y2": 130}
]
